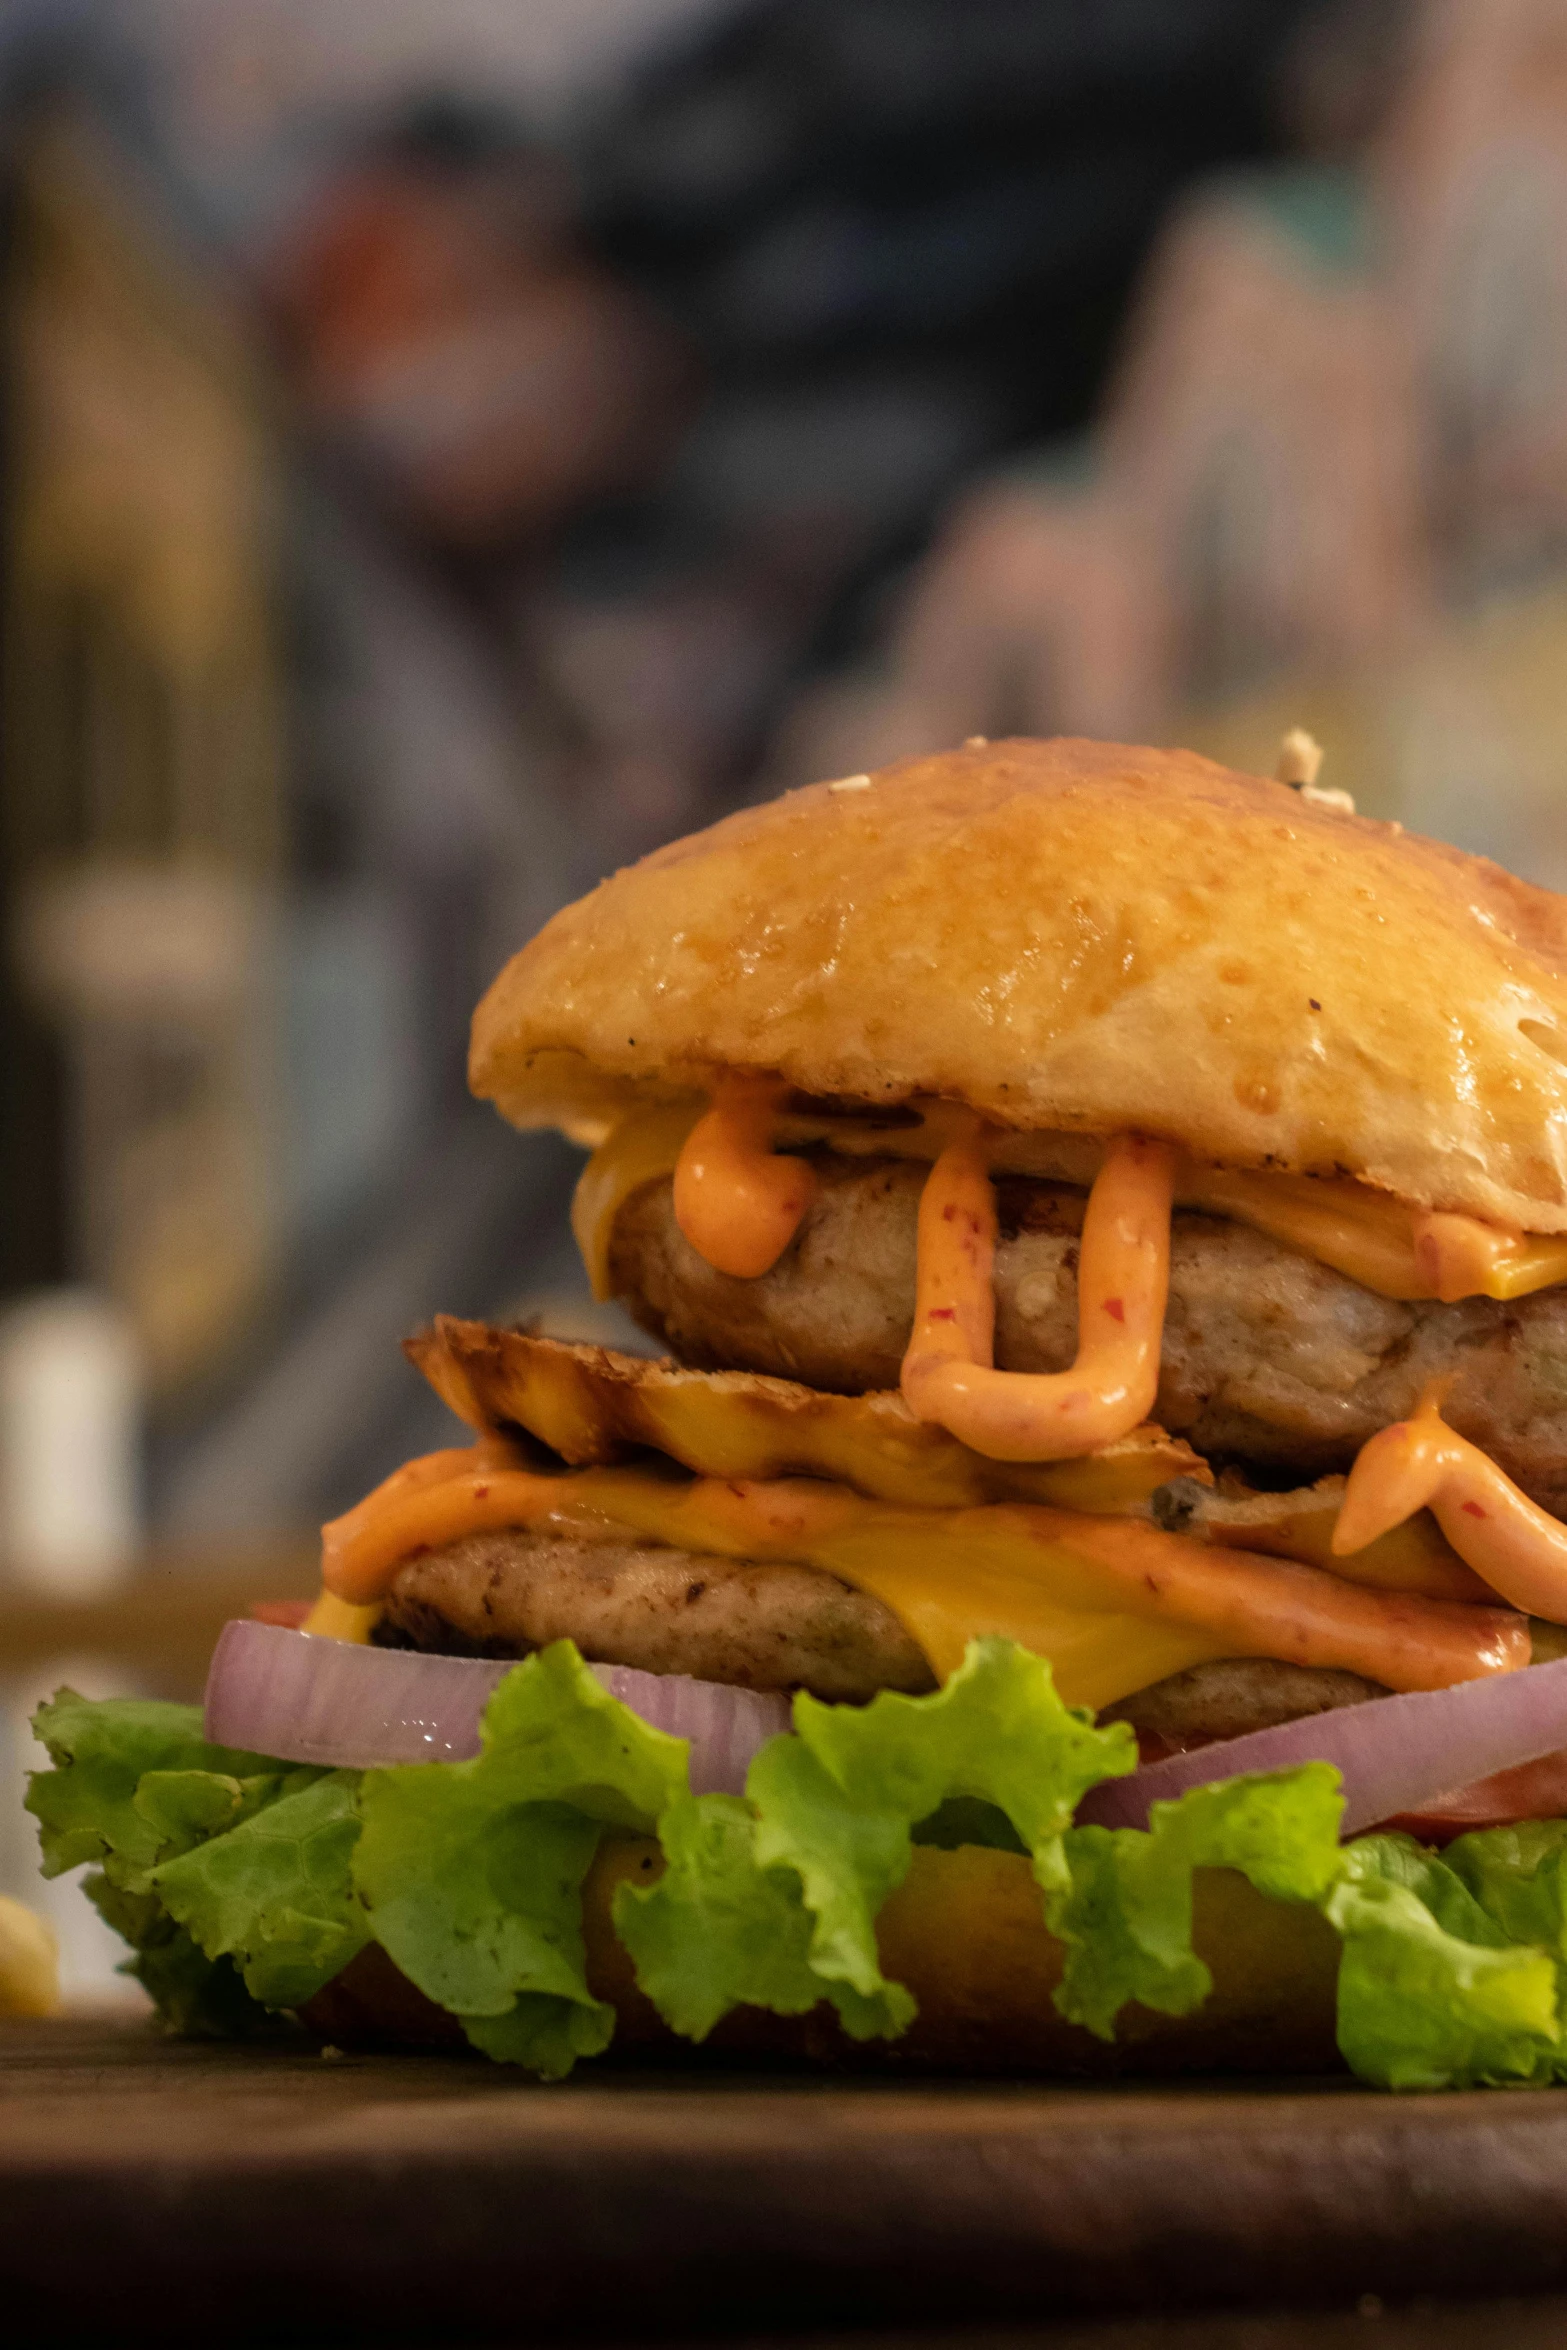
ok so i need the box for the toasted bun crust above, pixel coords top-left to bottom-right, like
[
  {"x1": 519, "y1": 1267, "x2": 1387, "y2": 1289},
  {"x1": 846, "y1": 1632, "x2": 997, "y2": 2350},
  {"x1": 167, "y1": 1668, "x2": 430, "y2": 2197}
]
[
  {"x1": 301, "y1": 1837, "x2": 1342, "y2": 2074},
  {"x1": 470, "y1": 737, "x2": 1567, "y2": 1232}
]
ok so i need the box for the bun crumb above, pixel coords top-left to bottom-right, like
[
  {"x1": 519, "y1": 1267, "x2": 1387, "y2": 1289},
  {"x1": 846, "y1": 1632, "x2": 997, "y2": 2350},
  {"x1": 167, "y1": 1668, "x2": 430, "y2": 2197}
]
[
  {"x1": 1275, "y1": 727, "x2": 1324, "y2": 789},
  {"x1": 1277, "y1": 727, "x2": 1354, "y2": 817}
]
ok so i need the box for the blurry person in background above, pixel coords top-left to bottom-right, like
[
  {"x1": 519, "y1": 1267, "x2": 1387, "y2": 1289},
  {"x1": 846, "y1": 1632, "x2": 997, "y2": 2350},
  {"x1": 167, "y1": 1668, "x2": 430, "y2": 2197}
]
[{"x1": 262, "y1": 109, "x2": 696, "y2": 557}]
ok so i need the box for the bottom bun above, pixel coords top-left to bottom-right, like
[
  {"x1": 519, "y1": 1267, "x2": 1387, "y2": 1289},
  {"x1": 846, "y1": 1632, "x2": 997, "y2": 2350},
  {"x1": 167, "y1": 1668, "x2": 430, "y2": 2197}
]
[{"x1": 300, "y1": 1838, "x2": 1345, "y2": 2075}]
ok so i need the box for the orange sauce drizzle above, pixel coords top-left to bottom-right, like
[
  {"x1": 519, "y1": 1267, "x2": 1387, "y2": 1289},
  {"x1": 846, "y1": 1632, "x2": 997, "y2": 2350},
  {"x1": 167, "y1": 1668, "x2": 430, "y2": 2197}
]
[
  {"x1": 672, "y1": 1076, "x2": 818, "y2": 1278},
  {"x1": 899, "y1": 1123, "x2": 1177, "y2": 1462},
  {"x1": 323, "y1": 1468, "x2": 595, "y2": 1605},
  {"x1": 1334, "y1": 1390, "x2": 1567, "y2": 1619},
  {"x1": 320, "y1": 1433, "x2": 527, "y2": 1601}
]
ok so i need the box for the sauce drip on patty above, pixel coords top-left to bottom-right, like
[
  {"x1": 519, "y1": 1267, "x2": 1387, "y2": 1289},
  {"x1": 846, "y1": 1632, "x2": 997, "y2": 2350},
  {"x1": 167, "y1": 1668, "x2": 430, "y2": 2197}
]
[
  {"x1": 672, "y1": 1077, "x2": 817, "y2": 1277},
  {"x1": 1336, "y1": 1389, "x2": 1567, "y2": 1620},
  {"x1": 899, "y1": 1123, "x2": 1177, "y2": 1462}
]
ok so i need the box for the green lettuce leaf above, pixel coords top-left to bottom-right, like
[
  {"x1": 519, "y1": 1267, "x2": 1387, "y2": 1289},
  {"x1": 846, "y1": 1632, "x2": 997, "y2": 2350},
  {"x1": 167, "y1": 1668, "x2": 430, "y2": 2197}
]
[
  {"x1": 1050, "y1": 1766, "x2": 1345, "y2": 2039},
  {"x1": 1326, "y1": 1834, "x2": 1563, "y2": 2090},
  {"x1": 611, "y1": 1790, "x2": 888, "y2": 2040},
  {"x1": 1443, "y1": 1819, "x2": 1567, "y2": 1965},
  {"x1": 352, "y1": 1642, "x2": 689, "y2": 2078},
  {"x1": 27, "y1": 1686, "x2": 361, "y2": 2018},
  {"x1": 743, "y1": 1739, "x2": 916, "y2": 2034},
  {"x1": 753, "y1": 1637, "x2": 1133, "y2": 2028},
  {"x1": 134, "y1": 1768, "x2": 280, "y2": 1859},
  {"x1": 27, "y1": 1692, "x2": 282, "y2": 1885},
  {"x1": 618, "y1": 1638, "x2": 1134, "y2": 2045},
  {"x1": 151, "y1": 1770, "x2": 370, "y2": 2009},
  {"x1": 84, "y1": 1874, "x2": 283, "y2": 2038}
]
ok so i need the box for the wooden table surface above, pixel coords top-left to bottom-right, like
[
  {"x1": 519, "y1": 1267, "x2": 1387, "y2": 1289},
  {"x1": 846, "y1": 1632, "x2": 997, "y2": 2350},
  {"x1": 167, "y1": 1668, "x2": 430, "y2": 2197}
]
[
  {"x1": 8, "y1": 2015, "x2": 1567, "y2": 2341},
  {"x1": 0, "y1": 1550, "x2": 317, "y2": 1694}
]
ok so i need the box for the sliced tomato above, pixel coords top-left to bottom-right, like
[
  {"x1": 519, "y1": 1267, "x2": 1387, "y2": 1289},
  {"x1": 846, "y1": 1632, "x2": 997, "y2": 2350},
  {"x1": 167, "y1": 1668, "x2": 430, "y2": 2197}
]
[
  {"x1": 249, "y1": 1597, "x2": 313, "y2": 1630},
  {"x1": 1375, "y1": 1749, "x2": 1567, "y2": 1844},
  {"x1": 1134, "y1": 1731, "x2": 1184, "y2": 1765},
  {"x1": 1132, "y1": 1727, "x2": 1567, "y2": 1845}
]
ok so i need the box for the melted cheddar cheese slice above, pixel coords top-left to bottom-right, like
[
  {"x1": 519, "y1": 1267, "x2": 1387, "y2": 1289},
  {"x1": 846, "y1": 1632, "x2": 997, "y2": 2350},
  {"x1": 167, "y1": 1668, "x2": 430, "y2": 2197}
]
[{"x1": 302, "y1": 1590, "x2": 381, "y2": 1641}]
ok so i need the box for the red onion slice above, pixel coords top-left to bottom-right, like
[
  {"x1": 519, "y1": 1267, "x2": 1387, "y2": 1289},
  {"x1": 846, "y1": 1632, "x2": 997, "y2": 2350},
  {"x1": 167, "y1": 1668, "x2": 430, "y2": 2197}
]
[
  {"x1": 1076, "y1": 1656, "x2": 1567, "y2": 1838},
  {"x1": 203, "y1": 1620, "x2": 792, "y2": 1791},
  {"x1": 205, "y1": 1622, "x2": 512, "y2": 1768},
  {"x1": 588, "y1": 1663, "x2": 791, "y2": 1794}
]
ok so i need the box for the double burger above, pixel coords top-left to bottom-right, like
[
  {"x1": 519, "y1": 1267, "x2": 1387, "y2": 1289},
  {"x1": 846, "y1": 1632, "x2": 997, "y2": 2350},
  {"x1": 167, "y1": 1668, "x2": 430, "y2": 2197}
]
[{"x1": 33, "y1": 737, "x2": 1567, "y2": 2085}]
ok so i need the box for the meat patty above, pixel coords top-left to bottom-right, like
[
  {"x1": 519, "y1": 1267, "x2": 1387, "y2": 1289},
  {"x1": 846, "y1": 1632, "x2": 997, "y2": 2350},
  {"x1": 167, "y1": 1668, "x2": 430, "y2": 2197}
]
[
  {"x1": 609, "y1": 1161, "x2": 1567, "y2": 1509},
  {"x1": 378, "y1": 1529, "x2": 1394, "y2": 1749},
  {"x1": 378, "y1": 1525, "x2": 936, "y2": 1702}
]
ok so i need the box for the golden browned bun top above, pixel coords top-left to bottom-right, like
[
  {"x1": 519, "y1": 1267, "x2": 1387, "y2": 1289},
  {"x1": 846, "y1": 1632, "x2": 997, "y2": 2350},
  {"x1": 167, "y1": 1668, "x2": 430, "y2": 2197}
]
[{"x1": 470, "y1": 736, "x2": 1567, "y2": 1233}]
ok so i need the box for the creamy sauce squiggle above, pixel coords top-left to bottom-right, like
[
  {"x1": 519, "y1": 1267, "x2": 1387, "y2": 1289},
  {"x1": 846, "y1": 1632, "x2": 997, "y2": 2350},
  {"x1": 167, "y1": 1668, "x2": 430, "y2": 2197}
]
[
  {"x1": 899, "y1": 1122, "x2": 1177, "y2": 1462},
  {"x1": 1334, "y1": 1390, "x2": 1567, "y2": 1620},
  {"x1": 672, "y1": 1076, "x2": 817, "y2": 1278}
]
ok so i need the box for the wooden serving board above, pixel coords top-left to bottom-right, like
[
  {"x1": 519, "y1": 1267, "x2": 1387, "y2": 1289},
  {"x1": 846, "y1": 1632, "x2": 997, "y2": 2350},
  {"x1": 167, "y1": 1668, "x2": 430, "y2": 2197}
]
[{"x1": 7, "y1": 2017, "x2": 1567, "y2": 2336}]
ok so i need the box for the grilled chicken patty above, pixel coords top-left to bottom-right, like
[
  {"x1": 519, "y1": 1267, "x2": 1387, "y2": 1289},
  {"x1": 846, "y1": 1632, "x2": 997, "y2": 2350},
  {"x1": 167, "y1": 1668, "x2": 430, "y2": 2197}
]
[
  {"x1": 378, "y1": 1526, "x2": 935, "y2": 1702},
  {"x1": 609, "y1": 1160, "x2": 1567, "y2": 1510}
]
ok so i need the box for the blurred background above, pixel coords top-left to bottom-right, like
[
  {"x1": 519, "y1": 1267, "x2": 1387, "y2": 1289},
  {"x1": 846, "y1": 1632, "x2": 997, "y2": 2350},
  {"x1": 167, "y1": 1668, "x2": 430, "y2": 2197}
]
[{"x1": 4, "y1": 0, "x2": 1567, "y2": 1989}]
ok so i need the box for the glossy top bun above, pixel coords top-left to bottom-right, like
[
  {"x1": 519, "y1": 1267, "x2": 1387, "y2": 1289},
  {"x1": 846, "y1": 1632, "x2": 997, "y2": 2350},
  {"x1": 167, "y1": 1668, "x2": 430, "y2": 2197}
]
[{"x1": 470, "y1": 737, "x2": 1567, "y2": 1233}]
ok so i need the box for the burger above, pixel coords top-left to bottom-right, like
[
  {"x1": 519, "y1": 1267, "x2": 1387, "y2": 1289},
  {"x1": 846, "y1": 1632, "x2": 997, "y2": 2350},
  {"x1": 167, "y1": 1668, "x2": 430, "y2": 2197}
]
[{"x1": 31, "y1": 737, "x2": 1567, "y2": 2089}]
